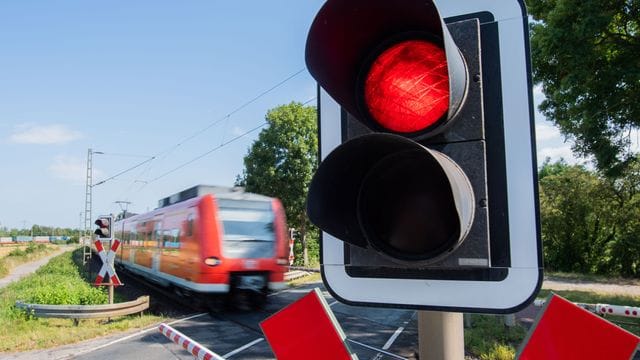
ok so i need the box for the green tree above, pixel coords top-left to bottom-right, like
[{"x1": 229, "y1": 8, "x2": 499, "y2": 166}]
[
  {"x1": 539, "y1": 162, "x2": 615, "y2": 273},
  {"x1": 603, "y1": 159, "x2": 640, "y2": 275},
  {"x1": 538, "y1": 157, "x2": 570, "y2": 180},
  {"x1": 236, "y1": 102, "x2": 318, "y2": 266},
  {"x1": 528, "y1": 0, "x2": 640, "y2": 177}
]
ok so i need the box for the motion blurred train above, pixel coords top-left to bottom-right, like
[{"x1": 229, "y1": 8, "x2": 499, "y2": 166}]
[{"x1": 112, "y1": 185, "x2": 290, "y2": 307}]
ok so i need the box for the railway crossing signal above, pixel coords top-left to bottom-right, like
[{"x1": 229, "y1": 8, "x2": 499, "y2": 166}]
[
  {"x1": 305, "y1": 0, "x2": 542, "y2": 312},
  {"x1": 94, "y1": 215, "x2": 113, "y2": 241},
  {"x1": 94, "y1": 239, "x2": 122, "y2": 286}
]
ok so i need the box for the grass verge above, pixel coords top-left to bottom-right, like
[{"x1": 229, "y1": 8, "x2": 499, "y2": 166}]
[
  {"x1": 287, "y1": 272, "x2": 321, "y2": 287},
  {"x1": 0, "y1": 248, "x2": 163, "y2": 352},
  {"x1": 465, "y1": 315, "x2": 526, "y2": 360},
  {"x1": 0, "y1": 243, "x2": 57, "y2": 279}
]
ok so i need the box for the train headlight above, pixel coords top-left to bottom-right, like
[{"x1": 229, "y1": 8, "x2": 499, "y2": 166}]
[{"x1": 204, "y1": 257, "x2": 221, "y2": 266}]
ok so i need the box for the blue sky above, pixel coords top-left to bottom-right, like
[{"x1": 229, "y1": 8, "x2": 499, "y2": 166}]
[{"x1": 0, "y1": 1, "x2": 597, "y2": 230}]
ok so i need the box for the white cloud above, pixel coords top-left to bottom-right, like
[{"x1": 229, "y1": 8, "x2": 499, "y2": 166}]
[
  {"x1": 10, "y1": 124, "x2": 82, "y2": 145},
  {"x1": 535, "y1": 123, "x2": 562, "y2": 142},
  {"x1": 537, "y1": 144, "x2": 586, "y2": 166},
  {"x1": 49, "y1": 155, "x2": 102, "y2": 183}
]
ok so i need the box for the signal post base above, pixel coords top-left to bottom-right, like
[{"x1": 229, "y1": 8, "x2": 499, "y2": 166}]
[{"x1": 418, "y1": 311, "x2": 464, "y2": 360}]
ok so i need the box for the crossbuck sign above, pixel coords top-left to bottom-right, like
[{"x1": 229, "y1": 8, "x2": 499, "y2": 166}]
[{"x1": 94, "y1": 239, "x2": 122, "y2": 286}]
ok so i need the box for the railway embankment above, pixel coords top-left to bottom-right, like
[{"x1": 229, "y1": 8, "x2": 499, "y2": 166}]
[{"x1": 0, "y1": 248, "x2": 163, "y2": 352}]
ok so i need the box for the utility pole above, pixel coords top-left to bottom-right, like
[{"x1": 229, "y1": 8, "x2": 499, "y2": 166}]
[{"x1": 83, "y1": 148, "x2": 103, "y2": 264}]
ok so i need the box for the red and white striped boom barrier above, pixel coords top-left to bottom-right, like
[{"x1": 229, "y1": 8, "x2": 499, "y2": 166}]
[
  {"x1": 535, "y1": 299, "x2": 640, "y2": 318},
  {"x1": 158, "y1": 323, "x2": 225, "y2": 360}
]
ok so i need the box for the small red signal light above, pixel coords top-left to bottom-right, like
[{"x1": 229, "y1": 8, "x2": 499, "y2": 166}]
[{"x1": 363, "y1": 39, "x2": 449, "y2": 133}]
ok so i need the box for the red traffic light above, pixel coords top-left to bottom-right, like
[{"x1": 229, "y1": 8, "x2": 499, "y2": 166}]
[
  {"x1": 95, "y1": 218, "x2": 109, "y2": 228},
  {"x1": 305, "y1": 0, "x2": 467, "y2": 139},
  {"x1": 363, "y1": 39, "x2": 449, "y2": 133},
  {"x1": 94, "y1": 216, "x2": 112, "y2": 239}
]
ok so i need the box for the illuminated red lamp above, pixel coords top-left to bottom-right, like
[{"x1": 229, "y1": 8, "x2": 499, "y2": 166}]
[{"x1": 363, "y1": 39, "x2": 449, "y2": 134}]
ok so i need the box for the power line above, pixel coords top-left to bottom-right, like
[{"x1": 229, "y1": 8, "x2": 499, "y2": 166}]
[
  {"x1": 97, "y1": 152, "x2": 153, "y2": 158},
  {"x1": 93, "y1": 156, "x2": 156, "y2": 187},
  {"x1": 92, "y1": 68, "x2": 307, "y2": 189},
  {"x1": 147, "y1": 122, "x2": 268, "y2": 184},
  {"x1": 145, "y1": 96, "x2": 317, "y2": 184},
  {"x1": 154, "y1": 68, "x2": 306, "y2": 160}
]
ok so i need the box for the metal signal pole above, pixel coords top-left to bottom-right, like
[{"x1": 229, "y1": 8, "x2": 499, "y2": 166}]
[
  {"x1": 83, "y1": 148, "x2": 103, "y2": 265},
  {"x1": 418, "y1": 311, "x2": 464, "y2": 360}
]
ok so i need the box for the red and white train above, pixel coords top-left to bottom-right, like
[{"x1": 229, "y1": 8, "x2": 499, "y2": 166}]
[{"x1": 112, "y1": 185, "x2": 290, "y2": 307}]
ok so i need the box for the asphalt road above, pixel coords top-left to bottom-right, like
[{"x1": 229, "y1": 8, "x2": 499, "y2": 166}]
[{"x1": 64, "y1": 281, "x2": 418, "y2": 360}]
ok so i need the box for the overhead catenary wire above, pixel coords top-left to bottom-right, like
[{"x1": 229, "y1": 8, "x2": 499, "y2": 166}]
[
  {"x1": 93, "y1": 156, "x2": 156, "y2": 187},
  {"x1": 144, "y1": 95, "x2": 318, "y2": 185},
  {"x1": 92, "y1": 68, "x2": 307, "y2": 189},
  {"x1": 147, "y1": 121, "x2": 268, "y2": 184},
  {"x1": 153, "y1": 68, "x2": 307, "y2": 161},
  {"x1": 95, "y1": 152, "x2": 153, "y2": 158}
]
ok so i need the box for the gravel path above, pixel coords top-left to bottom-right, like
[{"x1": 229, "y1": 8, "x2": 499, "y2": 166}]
[
  {"x1": 0, "y1": 245, "x2": 73, "y2": 289},
  {"x1": 542, "y1": 277, "x2": 640, "y2": 297}
]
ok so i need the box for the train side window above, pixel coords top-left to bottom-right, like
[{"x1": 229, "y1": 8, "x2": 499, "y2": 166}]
[
  {"x1": 164, "y1": 229, "x2": 180, "y2": 248},
  {"x1": 130, "y1": 227, "x2": 137, "y2": 246}
]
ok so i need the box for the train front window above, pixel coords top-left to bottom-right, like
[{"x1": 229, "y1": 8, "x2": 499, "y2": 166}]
[{"x1": 217, "y1": 199, "x2": 275, "y2": 242}]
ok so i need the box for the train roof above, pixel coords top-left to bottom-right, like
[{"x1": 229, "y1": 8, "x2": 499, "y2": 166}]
[{"x1": 157, "y1": 185, "x2": 273, "y2": 209}]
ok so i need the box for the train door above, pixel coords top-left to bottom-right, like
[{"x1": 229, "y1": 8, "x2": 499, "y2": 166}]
[
  {"x1": 152, "y1": 217, "x2": 163, "y2": 273},
  {"x1": 185, "y1": 210, "x2": 198, "y2": 281}
]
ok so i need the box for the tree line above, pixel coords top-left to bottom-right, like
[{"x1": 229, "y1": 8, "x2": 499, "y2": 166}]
[
  {"x1": 539, "y1": 158, "x2": 640, "y2": 276},
  {"x1": 0, "y1": 226, "x2": 79, "y2": 239}
]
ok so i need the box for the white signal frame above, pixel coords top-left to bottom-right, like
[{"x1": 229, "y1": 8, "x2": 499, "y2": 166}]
[
  {"x1": 318, "y1": 0, "x2": 541, "y2": 312},
  {"x1": 95, "y1": 214, "x2": 114, "y2": 242}
]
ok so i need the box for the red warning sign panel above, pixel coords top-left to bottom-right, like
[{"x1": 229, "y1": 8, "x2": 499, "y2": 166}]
[
  {"x1": 260, "y1": 288, "x2": 357, "y2": 360},
  {"x1": 94, "y1": 240, "x2": 122, "y2": 286},
  {"x1": 518, "y1": 294, "x2": 639, "y2": 359}
]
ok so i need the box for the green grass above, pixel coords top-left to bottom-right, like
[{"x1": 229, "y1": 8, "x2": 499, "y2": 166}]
[
  {"x1": 0, "y1": 248, "x2": 163, "y2": 352},
  {"x1": 0, "y1": 243, "x2": 56, "y2": 279},
  {"x1": 537, "y1": 289, "x2": 640, "y2": 335},
  {"x1": 465, "y1": 315, "x2": 526, "y2": 360}
]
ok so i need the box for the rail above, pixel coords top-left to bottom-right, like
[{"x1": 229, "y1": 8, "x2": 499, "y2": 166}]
[{"x1": 15, "y1": 295, "x2": 149, "y2": 320}]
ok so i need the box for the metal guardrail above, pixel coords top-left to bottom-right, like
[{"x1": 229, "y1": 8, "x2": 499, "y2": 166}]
[{"x1": 15, "y1": 295, "x2": 149, "y2": 320}]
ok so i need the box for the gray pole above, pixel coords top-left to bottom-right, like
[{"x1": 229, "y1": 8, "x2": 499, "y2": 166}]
[
  {"x1": 418, "y1": 311, "x2": 465, "y2": 360},
  {"x1": 83, "y1": 149, "x2": 103, "y2": 264}
]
